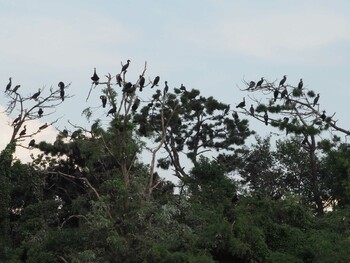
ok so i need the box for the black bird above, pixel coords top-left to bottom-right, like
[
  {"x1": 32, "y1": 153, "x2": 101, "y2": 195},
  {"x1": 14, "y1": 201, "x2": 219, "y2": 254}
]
[
  {"x1": 263, "y1": 110, "x2": 269, "y2": 125},
  {"x1": 62, "y1": 129, "x2": 69, "y2": 138},
  {"x1": 12, "y1": 85, "x2": 20, "y2": 94},
  {"x1": 132, "y1": 98, "x2": 140, "y2": 112},
  {"x1": 39, "y1": 123, "x2": 48, "y2": 130},
  {"x1": 31, "y1": 89, "x2": 41, "y2": 100},
  {"x1": 163, "y1": 81, "x2": 169, "y2": 95},
  {"x1": 139, "y1": 75, "x2": 145, "y2": 91},
  {"x1": 116, "y1": 74, "x2": 122, "y2": 87},
  {"x1": 283, "y1": 117, "x2": 289, "y2": 124},
  {"x1": 313, "y1": 93, "x2": 320, "y2": 107},
  {"x1": 28, "y1": 139, "x2": 35, "y2": 148},
  {"x1": 12, "y1": 114, "x2": 21, "y2": 125},
  {"x1": 100, "y1": 95, "x2": 107, "y2": 108},
  {"x1": 107, "y1": 106, "x2": 117, "y2": 116},
  {"x1": 236, "y1": 97, "x2": 246, "y2": 108},
  {"x1": 38, "y1": 108, "x2": 43, "y2": 117},
  {"x1": 280, "y1": 87, "x2": 288, "y2": 99},
  {"x1": 91, "y1": 68, "x2": 99, "y2": 84},
  {"x1": 320, "y1": 110, "x2": 326, "y2": 121},
  {"x1": 232, "y1": 111, "x2": 239, "y2": 119},
  {"x1": 151, "y1": 76, "x2": 160, "y2": 88},
  {"x1": 122, "y1": 82, "x2": 136, "y2": 94},
  {"x1": 180, "y1": 84, "x2": 187, "y2": 92},
  {"x1": 121, "y1": 59, "x2": 130, "y2": 73},
  {"x1": 250, "y1": 104, "x2": 255, "y2": 116},
  {"x1": 273, "y1": 88, "x2": 279, "y2": 102},
  {"x1": 60, "y1": 88, "x2": 65, "y2": 101},
  {"x1": 298, "y1": 78, "x2": 303, "y2": 90},
  {"x1": 5, "y1": 77, "x2": 12, "y2": 92},
  {"x1": 224, "y1": 104, "x2": 230, "y2": 115},
  {"x1": 248, "y1": 81, "x2": 255, "y2": 90},
  {"x1": 19, "y1": 125, "x2": 26, "y2": 136},
  {"x1": 256, "y1": 77, "x2": 264, "y2": 88},
  {"x1": 58, "y1": 81, "x2": 65, "y2": 90},
  {"x1": 279, "y1": 75, "x2": 287, "y2": 87}
]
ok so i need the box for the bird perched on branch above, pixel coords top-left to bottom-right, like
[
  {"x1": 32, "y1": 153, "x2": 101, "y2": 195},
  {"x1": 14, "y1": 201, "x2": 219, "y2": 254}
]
[
  {"x1": 19, "y1": 125, "x2": 26, "y2": 136},
  {"x1": 121, "y1": 59, "x2": 130, "y2": 73},
  {"x1": 100, "y1": 95, "x2": 107, "y2": 108},
  {"x1": 31, "y1": 89, "x2": 41, "y2": 100},
  {"x1": 263, "y1": 110, "x2": 269, "y2": 125},
  {"x1": 248, "y1": 81, "x2": 255, "y2": 90},
  {"x1": 313, "y1": 93, "x2": 320, "y2": 107},
  {"x1": 132, "y1": 98, "x2": 140, "y2": 112},
  {"x1": 279, "y1": 75, "x2": 287, "y2": 87},
  {"x1": 256, "y1": 77, "x2": 264, "y2": 88},
  {"x1": 58, "y1": 81, "x2": 65, "y2": 90},
  {"x1": 12, "y1": 114, "x2": 21, "y2": 125},
  {"x1": 12, "y1": 85, "x2": 20, "y2": 94},
  {"x1": 236, "y1": 97, "x2": 246, "y2": 108},
  {"x1": 5, "y1": 77, "x2": 12, "y2": 93},
  {"x1": 28, "y1": 139, "x2": 35, "y2": 148},
  {"x1": 298, "y1": 79, "x2": 303, "y2": 90},
  {"x1": 280, "y1": 87, "x2": 288, "y2": 100},
  {"x1": 273, "y1": 88, "x2": 279, "y2": 102},
  {"x1": 250, "y1": 105, "x2": 255, "y2": 116},
  {"x1": 91, "y1": 68, "x2": 99, "y2": 84},
  {"x1": 232, "y1": 111, "x2": 239, "y2": 119},
  {"x1": 116, "y1": 74, "x2": 122, "y2": 87},
  {"x1": 224, "y1": 104, "x2": 230, "y2": 115},
  {"x1": 320, "y1": 110, "x2": 326, "y2": 121},
  {"x1": 107, "y1": 106, "x2": 116, "y2": 116},
  {"x1": 122, "y1": 82, "x2": 136, "y2": 94},
  {"x1": 139, "y1": 75, "x2": 145, "y2": 92},
  {"x1": 163, "y1": 81, "x2": 169, "y2": 96},
  {"x1": 151, "y1": 76, "x2": 160, "y2": 88},
  {"x1": 38, "y1": 108, "x2": 43, "y2": 117}
]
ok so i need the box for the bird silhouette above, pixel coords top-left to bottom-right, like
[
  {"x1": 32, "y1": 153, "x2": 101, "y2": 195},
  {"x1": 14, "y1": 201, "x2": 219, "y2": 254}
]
[
  {"x1": 313, "y1": 94, "x2": 320, "y2": 107},
  {"x1": 320, "y1": 110, "x2": 326, "y2": 121},
  {"x1": 60, "y1": 89, "x2": 65, "y2": 101},
  {"x1": 28, "y1": 139, "x2": 35, "y2": 148},
  {"x1": 232, "y1": 111, "x2": 239, "y2": 119},
  {"x1": 236, "y1": 97, "x2": 246, "y2": 108},
  {"x1": 91, "y1": 68, "x2": 99, "y2": 84},
  {"x1": 38, "y1": 108, "x2": 43, "y2": 117},
  {"x1": 100, "y1": 95, "x2": 107, "y2": 108},
  {"x1": 279, "y1": 75, "x2": 287, "y2": 87},
  {"x1": 132, "y1": 98, "x2": 140, "y2": 112},
  {"x1": 116, "y1": 74, "x2": 122, "y2": 87},
  {"x1": 19, "y1": 125, "x2": 26, "y2": 136},
  {"x1": 248, "y1": 81, "x2": 255, "y2": 90},
  {"x1": 280, "y1": 87, "x2": 288, "y2": 99},
  {"x1": 151, "y1": 76, "x2": 160, "y2": 88},
  {"x1": 298, "y1": 79, "x2": 303, "y2": 90},
  {"x1": 256, "y1": 77, "x2": 264, "y2": 88},
  {"x1": 31, "y1": 89, "x2": 41, "y2": 100},
  {"x1": 139, "y1": 75, "x2": 145, "y2": 91},
  {"x1": 273, "y1": 88, "x2": 279, "y2": 102},
  {"x1": 58, "y1": 81, "x2": 65, "y2": 90},
  {"x1": 122, "y1": 82, "x2": 136, "y2": 94},
  {"x1": 263, "y1": 110, "x2": 268, "y2": 125},
  {"x1": 163, "y1": 81, "x2": 169, "y2": 96},
  {"x1": 250, "y1": 105, "x2": 255, "y2": 116},
  {"x1": 107, "y1": 106, "x2": 116, "y2": 116},
  {"x1": 224, "y1": 104, "x2": 230, "y2": 115},
  {"x1": 180, "y1": 84, "x2": 187, "y2": 92},
  {"x1": 12, "y1": 85, "x2": 20, "y2": 94},
  {"x1": 5, "y1": 77, "x2": 12, "y2": 92},
  {"x1": 121, "y1": 59, "x2": 130, "y2": 73},
  {"x1": 12, "y1": 114, "x2": 21, "y2": 125}
]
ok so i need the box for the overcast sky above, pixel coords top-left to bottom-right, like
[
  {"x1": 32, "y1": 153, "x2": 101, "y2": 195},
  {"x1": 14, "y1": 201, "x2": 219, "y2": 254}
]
[{"x1": 1, "y1": 0, "x2": 350, "y2": 162}]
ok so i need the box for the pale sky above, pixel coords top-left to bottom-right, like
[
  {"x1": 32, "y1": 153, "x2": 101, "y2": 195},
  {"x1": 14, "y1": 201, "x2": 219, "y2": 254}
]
[{"x1": 1, "y1": 0, "x2": 350, "y2": 162}]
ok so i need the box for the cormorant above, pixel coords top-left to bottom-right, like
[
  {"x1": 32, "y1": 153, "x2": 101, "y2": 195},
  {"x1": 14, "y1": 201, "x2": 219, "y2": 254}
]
[
  {"x1": 273, "y1": 88, "x2": 279, "y2": 102},
  {"x1": 116, "y1": 74, "x2": 122, "y2": 87},
  {"x1": 121, "y1": 59, "x2": 130, "y2": 73},
  {"x1": 28, "y1": 139, "x2": 35, "y2": 147},
  {"x1": 107, "y1": 106, "x2": 117, "y2": 116},
  {"x1": 39, "y1": 123, "x2": 48, "y2": 130},
  {"x1": 320, "y1": 110, "x2": 326, "y2": 121},
  {"x1": 232, "y1": 111, "x2": 239, "y2": 119},
  {"x1": 122, "y1": 82, "x2": 136, "y2": 93},
  {"x1": 38, "y1": 108, "x2": 43, "y2": 117},
  {"x1": 224, "y1": 104, "x2": 230, "y2": 115},
  {"x1": 58, "y1": 81, "x2": 65, "y2": 90},
  {"x1": 298, "y1": 79, "x2": 303, "y2": 90},
  {"x1": 62, "y1": 129, "x2": 68, "y2": 138},
  {"x1": 151, "y1": 76, "x2": 160, "y2": 88},
  {"x1": 163, "y1": 81, "x2": 169, "y2": 95},
  {"x1": 313, "y1": 93, "x2": 320, "y2": 107},
  {"x1": 31, "y1": 89, "x2": 41, "y2": 100},
  {"x1": 12, "y1": 114, "x2": 21, "y2": 125},
  {"x1": 250, "y1": 104, "x2": 255, "y2": 116},
  {"x1": 12, "y1": 85, "x2": 20, "y2": 94},
  {"x1": 91, "y1": 68, "x2": 99, "y2": 84},
  {"x1": 100, "y1": 95, "x2": 107, "y2": 108},
  {"x1": 5, "y1": 77, "x2": 12, "y2": 92},
  {"x1": 256, "y1": 77, "x2": 264, "y2": 88},
  {"x1": 132, "y1": 98, "x2": 140, "y2": 112},
  {"x1": 19, "y1": 125, "x2": 26, "y2": 136},
  {"x1": 236, "y1": 97, "x2": 246, "y2": 108},
  {"x1": 279, "y1": 75, "x2": 287, "y2": 87},
  {"x1": 180, "y1": 84, "x2": 187, "y2": 92},
  {"x1": 263, "y1": 110, "x2": 268, "y2": 125},
  {"x1": 139, "y1": 75, "x2": 145, "y2": 91},
  {"x1": 248, "y1": 81, "x2": 255, "y2": 90},
  {"x1": 280, "y1": 87, "x2": 288, "y2": 99}
]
